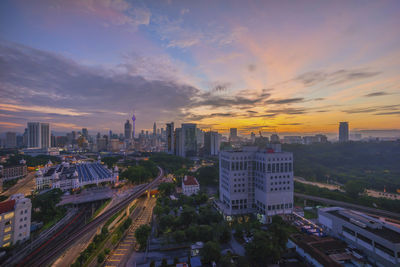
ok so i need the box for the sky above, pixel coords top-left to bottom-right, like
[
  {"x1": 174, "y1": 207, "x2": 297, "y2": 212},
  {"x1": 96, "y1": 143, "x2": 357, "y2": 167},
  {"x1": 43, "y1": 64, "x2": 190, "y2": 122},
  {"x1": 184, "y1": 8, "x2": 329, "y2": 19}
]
[{"x1": 0, "y1": 0, "x2": 399, "y2": 137}]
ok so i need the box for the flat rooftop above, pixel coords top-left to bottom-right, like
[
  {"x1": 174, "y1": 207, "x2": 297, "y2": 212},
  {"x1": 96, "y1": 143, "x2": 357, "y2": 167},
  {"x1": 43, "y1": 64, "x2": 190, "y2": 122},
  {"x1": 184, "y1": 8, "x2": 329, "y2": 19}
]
[{"x1": 328, "y1": 209, "x2": 400, "y2": 244}]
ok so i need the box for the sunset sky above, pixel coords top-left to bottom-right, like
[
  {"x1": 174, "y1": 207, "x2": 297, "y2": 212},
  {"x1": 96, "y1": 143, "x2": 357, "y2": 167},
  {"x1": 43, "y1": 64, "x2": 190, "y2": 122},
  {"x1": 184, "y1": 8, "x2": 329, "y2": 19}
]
[{"x1": 1, "y1": 0, "x2": 399, "y2": 136}]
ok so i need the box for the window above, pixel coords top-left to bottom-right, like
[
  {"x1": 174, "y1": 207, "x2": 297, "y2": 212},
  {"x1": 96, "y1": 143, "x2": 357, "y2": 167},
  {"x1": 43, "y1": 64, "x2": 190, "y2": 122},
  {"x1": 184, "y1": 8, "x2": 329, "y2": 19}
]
[
  {"x1": 4, "y1": 212, "x2": 14, "y2": 220},
  {"x1": 4, "y1": 226, "x2": 11, "y2": 233},
  {"x1": 3, "y1": 234, "x2": 11, "y2": 241},
  {"x1": 357, "y1": 233, "x2": 371, "y2": 244},
  {"x1": 342, "y1": 226, "x2": 355, "y2": 236},
  {"x1": 375, "y1": 242, "x2": 395, "y2": 257}
]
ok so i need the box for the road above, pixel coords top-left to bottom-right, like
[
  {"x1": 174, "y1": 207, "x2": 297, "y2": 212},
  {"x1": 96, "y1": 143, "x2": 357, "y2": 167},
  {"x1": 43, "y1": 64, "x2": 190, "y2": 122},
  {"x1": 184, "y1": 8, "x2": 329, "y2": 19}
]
[
  {"x1": 104, "y1": 197, "x2": 156, "y2": 267},
  {"x1": 294, "y1": 192, "x2": 400, "y2": 220},
  {"x1": 1, "y1": 172, "x2": 35, "y2": 197},
  {"x1": 16, "y1": 166, "x2": 163, "y2": 267}
]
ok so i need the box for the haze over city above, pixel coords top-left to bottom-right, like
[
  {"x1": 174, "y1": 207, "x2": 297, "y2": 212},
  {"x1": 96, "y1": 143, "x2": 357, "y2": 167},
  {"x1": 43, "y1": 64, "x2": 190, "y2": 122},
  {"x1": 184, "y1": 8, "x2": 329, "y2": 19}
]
[{"x1": 1, "y1": 0, "x2": 399, "y2": 137}]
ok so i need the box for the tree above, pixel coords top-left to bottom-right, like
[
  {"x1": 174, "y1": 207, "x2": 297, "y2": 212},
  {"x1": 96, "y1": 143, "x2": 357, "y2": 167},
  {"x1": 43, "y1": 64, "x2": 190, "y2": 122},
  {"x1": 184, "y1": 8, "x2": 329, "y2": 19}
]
[
  {"x1": 161, "y1": 258, "x2": 168, "y2": 267},
  {"x1": 173, "y1": 230, "x2": 186, "y2": 243},
  {"x1": 201, "y1": 241, "x2": 221, "y2": 263},
  {"x1": 219, "y1": 224, "x2": 232, "y2": 243},
  {"x1": 149, "y1": 261, "x2": 155, "y2": 267},
  {"x1": 158, "y1": 182, "x2": 176, "y2": 196},
  {"x1": 97, "y1": 252, "x2": 105, "y2": 263},
  {"x1": 135, "y1": 224, "x2": 151, "y2": 250},
  {"x1": 344, "y1": 180, "x2": 365, "y2": 198},
  {"x1": 245, "y1": 230, "x2": 280, "y2": 266}
]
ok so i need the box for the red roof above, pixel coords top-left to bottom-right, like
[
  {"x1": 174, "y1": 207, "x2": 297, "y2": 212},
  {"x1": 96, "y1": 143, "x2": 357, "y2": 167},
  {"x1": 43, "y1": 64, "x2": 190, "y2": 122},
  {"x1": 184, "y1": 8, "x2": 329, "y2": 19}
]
[
  {"x1": 183, "y1": 176, "x2": 199, "y2": 186},
  {"x1": 0, "y1": 199, "x2": 15, "y2": 214}
]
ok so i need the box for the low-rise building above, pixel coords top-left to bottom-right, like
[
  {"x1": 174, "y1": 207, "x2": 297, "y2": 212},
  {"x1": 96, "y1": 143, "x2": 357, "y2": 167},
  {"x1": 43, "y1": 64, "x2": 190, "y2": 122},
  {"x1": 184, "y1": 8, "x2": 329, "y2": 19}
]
[
  {"x1": 182, "y1": 176, "x2": 200, "y2": 196},
  {"x1": 319, "y1": 207, "x2": 400, "y2": 266},
  {"x1": 0, "y1": 194, "x2": 32, "y2": 247},
  {"x1": 36, "y1": 160, "x2": 118, "y2": 191},
  {"x1": 0, "y1": 164, "x2": 27, "y2": 181}
]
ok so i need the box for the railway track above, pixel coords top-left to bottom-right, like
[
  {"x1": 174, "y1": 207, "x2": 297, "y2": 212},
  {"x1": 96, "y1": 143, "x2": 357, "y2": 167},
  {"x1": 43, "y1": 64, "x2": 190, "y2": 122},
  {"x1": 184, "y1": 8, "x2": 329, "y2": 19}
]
[{"x1": 15, "y1": 167, "x2": 163, "y2": 267}]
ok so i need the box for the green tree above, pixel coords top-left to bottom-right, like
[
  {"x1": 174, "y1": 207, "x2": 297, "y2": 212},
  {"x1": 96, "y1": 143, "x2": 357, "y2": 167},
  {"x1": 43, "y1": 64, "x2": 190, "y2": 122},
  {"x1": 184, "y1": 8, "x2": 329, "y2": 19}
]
[
  {"x1": 97, "y1": 252, "x2": 105, "y2": 263},
  {"x1": 135, "y1": 224, "x2": 151, "y2": 250},
  {"x1": 158, "y1": 182, "x2": 176, "y2": 196},
  {"x1": 245, "y1": 230, "x2": 280, "y2": 266},
  {"x1": 344, "y1": 180, "x2": 365, "y2": 198},
  {"x1": 173, "y1": 230, "x2": 186, "y2": 243},
  {"x1": 201, "y1": 241, "x2": 221, "y2": 264},
  {"x1": 161, "y1": 258, "x2": 168, "y2": 267}
]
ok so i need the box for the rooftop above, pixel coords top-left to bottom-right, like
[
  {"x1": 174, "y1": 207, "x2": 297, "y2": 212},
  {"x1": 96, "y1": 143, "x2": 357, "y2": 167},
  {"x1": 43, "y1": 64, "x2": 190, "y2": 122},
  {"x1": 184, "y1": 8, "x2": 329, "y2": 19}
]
[
  {"x1": 327, "y1": 208, "x2": 400, "y2": 244},
  {"x1": 183, "y1": 176, "x2": 199, "y2": 186},
  {"x1": 0, "y1": 199, "x2": 15, "y2": 214}
]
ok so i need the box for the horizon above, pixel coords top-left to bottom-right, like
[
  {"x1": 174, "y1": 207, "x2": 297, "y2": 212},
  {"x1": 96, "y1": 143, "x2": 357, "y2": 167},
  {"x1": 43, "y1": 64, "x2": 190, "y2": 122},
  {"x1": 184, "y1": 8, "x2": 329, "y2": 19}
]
[{"x1": 1, "y1": 0, "x2": 400, "y2": 135}]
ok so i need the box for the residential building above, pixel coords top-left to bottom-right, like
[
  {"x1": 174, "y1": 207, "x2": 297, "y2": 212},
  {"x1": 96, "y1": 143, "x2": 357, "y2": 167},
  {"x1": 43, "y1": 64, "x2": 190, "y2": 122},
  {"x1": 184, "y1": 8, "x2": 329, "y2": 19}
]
[
  {"x1": 40, "y1": 123, "x2": 50, "y2": 148},
  {"x1": 0, "y1": 194, "x2": 32, "y2": 247},
  {"x1": 339, "y1": 122, "x2": 349, "y2": 142},
  {"x1": 5, "y1": 132, "x2": 17, "y2": 148},
  {"x1": 319, "y1": 207, "x2": 400, "y2": 266},
  {"x1": 0, "y1": 164, "x2": 27, "y2": 181},
  {"x1": 229, "y1": 128, "x2": 238, "y2": 142},
  {"x1": 204, "y1": 131, "x2": 220, "y2": 156},
  {"x1": 27, "y1": 122, "x2": 50, "y2": 148},
  {"x1": 182, "y1": 175, "x2": 200, "y2": 196},
  {"x1": 27, "y1": 122, "x2": 40, "y2": 148},
  {"x1": 283, "y1": 136, "x2": 302, "y2": 144},
  {"x1": 217, "y1": 145, "x2": 293, "y2": 223}
]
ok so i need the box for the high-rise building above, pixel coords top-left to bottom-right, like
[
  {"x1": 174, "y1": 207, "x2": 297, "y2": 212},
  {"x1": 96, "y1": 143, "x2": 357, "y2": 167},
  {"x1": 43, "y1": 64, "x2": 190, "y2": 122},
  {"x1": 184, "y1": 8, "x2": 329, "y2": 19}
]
[
  {"x1": 204, "y1": 131, "x2": 220, "y2": 156},
  {"x1": 339, "y1": 122, "x2": 349, "y2": 142},
  {"x1": 27, "y1": 122, "x2": 40, "y2": 148},
  {"x1": 40, "y1": 123, "x2": 50, "y2": 148},
  {"x1": 132, "y1": 113, "x2": 136, "y2": 138},
  {"x1": 196, "y1": 128, "x2": 204, "y2": 148},
  {"x1": 82, "y1": 128, "x2": 89, "y2": 139},
  {"x1": 166, "y1": 122, "x2": 174, "y2": 154},
  {"x1": 270, "y1": 134, "x2": 280, "y2": 144},
  {"x1": 124, "y1": 120, "x2": 132, "y2": 140},
  {"x1": 217, "y1": 146, "x2": 294, "y2": 223},
  {"x1": 175, "y1": 128, "x2": 183, "y2": 156},
  {"x1": 153, "y1": 122, "x2": 157, "y2": 136},
  {"x1": 5, "y1": 132, "x2": 17, "y2": 148},
  {"x1": 182, "y1": 123, "x2": 197, "y2": 157}
]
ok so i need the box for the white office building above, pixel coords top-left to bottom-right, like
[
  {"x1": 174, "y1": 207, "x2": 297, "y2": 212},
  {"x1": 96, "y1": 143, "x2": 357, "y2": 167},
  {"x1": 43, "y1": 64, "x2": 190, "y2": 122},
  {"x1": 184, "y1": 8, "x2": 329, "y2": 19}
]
[{"x1": 217, "y1": 145, "x2": 293, "y2": 223}]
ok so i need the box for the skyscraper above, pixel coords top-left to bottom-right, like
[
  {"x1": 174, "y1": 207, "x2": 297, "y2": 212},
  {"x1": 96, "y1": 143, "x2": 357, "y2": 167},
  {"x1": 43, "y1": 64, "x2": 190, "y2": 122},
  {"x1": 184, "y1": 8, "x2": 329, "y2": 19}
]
[
  {"x1": 153, "y1": 122, "x2": 157, "y2": 136},
  {"x1": 339, "y1": 122, "x2": 349, "y2": 142},
  {"x1": 182, "y1": 123, "x2": 197, "y2": 157},
  {"x1": 124, "y1": 120, "x2": 132, "y2": 140},
  {"x1": 27, "y1": 122, "x2": 40, "y2": 148},
  {"x1": 204, "y1": 131, "x2": 220, "y2": 156},
  {"x1": 166, "y1": 122, "x2": 174, "y2": 154},
  {"x1": 82, "y1": 128, "x2": 89, "y2": 139},
  {"x1": 27, "y1": 122, "x2": 50, "y2": 148},
  {"x1": 40, "y1": 123, "x2": 50, "y2": 148}
]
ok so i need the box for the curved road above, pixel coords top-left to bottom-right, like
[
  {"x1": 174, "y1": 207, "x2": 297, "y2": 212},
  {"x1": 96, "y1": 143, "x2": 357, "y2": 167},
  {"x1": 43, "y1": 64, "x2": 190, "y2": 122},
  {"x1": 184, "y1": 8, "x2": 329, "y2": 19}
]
[
  {"x1": 294, "y1": 192, "x2": 400, "y2": 220},
  {"x1": 17, "y1": 167, "x2": 164, "y2": 267}
]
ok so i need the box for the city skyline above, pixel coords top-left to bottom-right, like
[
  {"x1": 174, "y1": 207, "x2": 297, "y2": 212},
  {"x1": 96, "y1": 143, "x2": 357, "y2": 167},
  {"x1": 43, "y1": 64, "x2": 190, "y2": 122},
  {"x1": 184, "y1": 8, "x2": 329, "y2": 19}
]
[{"x1": 1, "y1": 1, "x2": 400, "y2": 135}]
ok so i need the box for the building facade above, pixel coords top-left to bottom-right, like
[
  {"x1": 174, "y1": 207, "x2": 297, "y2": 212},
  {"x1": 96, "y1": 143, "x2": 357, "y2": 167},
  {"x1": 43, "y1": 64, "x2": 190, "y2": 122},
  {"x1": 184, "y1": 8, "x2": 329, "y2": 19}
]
[
  {"x1": 0, "y1": 194, "x2": 31, "y2": 248},
  {"x1": 218, "y1": 145, "x2": 293, "y2": 223},
  {"x1": 319, "y1": 207, "x2": 400, "y2": 266}
]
